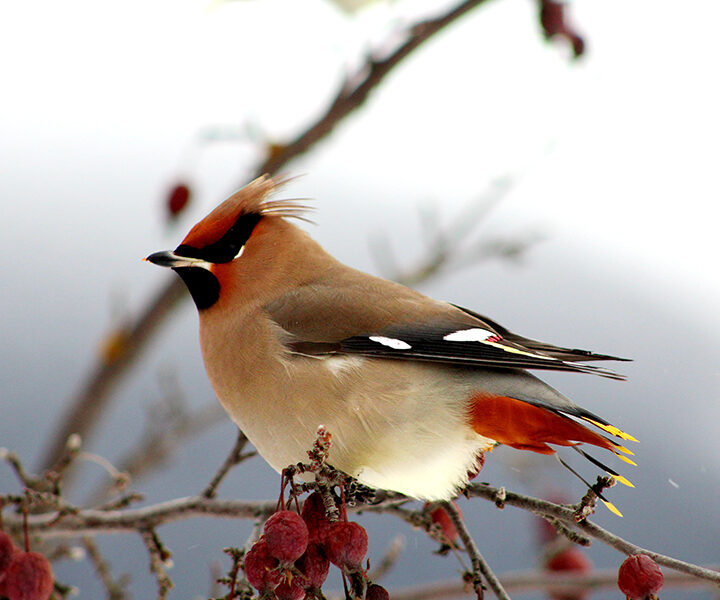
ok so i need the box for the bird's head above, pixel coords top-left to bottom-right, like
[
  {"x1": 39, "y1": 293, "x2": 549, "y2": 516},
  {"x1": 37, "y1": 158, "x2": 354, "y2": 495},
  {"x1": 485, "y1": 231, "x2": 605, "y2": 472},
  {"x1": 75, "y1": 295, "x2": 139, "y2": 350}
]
[{"x1": 146, "y1": 175, "x2": 313, "y2": 310}]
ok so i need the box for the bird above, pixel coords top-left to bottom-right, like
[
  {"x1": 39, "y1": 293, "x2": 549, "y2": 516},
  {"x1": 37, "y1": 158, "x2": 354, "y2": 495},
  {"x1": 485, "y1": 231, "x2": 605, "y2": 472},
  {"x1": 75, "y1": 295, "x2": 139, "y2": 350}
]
[{"x1": 146, "y1": 175, "x2": 637, "y2": 509}]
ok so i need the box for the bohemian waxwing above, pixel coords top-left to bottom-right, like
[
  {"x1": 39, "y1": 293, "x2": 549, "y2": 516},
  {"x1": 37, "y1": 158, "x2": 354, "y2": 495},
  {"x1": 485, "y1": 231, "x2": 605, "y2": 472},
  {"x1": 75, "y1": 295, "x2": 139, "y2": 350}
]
[{"x1": 147, "y1": 175, "x2": 637, "y2": 507}]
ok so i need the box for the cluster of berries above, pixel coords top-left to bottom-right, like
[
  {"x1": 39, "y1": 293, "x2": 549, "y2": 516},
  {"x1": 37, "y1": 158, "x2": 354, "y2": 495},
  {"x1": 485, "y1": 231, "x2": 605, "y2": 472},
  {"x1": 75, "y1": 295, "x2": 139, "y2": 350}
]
[
  {"x1": 0, "y1": 531, "x2": 53, "y2": 600},
  {"x1": 244, "y1": 492, "x2": 388, "y2": 600}
]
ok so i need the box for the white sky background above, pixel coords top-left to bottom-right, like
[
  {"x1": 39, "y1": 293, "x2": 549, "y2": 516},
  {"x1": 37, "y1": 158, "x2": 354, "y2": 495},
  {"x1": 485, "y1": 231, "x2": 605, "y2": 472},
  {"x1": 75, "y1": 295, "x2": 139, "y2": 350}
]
[
  {"x1": 3, "y1": 0, "x2": 719, "y2": 304},
  {"x1": 2, "y1": 0, "x2": 720, "y2": 597}
]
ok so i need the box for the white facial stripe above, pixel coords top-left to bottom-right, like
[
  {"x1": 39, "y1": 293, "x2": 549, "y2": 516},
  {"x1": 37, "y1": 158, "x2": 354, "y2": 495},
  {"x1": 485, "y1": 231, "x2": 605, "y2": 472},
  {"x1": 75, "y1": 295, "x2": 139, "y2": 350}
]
[
  {"x1": 233, "y1": 246, "x2": 245, "y2": 260},
  {"x1": 368, "y1": 336, "x2": 412, "y2": 350},
  {"x1": 443, "y1": 328, "x2": 497, "y2": 342}
]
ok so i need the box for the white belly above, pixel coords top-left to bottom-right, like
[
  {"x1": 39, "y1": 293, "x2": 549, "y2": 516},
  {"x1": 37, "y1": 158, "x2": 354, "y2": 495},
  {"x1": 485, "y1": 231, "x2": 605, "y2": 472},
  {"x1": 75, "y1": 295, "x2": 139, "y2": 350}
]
[{"x1": 207, "y1": 350, "x2": 495, "y2": 500}]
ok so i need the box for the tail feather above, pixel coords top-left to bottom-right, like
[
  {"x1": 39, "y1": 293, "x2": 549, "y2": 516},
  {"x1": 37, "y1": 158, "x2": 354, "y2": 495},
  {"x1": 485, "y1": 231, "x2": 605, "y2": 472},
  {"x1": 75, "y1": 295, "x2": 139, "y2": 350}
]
[{"x1": 470, "y1": 393, "x2": 637, "y2": 514}]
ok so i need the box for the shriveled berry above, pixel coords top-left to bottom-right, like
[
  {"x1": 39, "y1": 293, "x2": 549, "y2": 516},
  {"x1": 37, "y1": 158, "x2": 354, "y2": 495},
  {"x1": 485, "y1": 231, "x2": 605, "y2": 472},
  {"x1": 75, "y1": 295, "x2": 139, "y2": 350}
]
[
  {"x1": 4, "y1": 551, "x2": 54, "y2": 600},
  {"x1": 301, "y1": 492, "x2": 332, "y2": 544},
  {"x1": 264, "y1": 510, "x2": 309, "y2": 563},
  {"x1": 325, "y1": 521, "x2": 368, "y2": 571},
  {"x1": 244, "y1": 538, "x2": 282, "y2": 592},
  {"x1": 546, "y1": 548, "x2": 592, "y2": 600},
  {"x1": 296, "y1": 543, "x2": 329, "y2": 590},
  {"x1": 1, "y1": 531, "x2": 18, "y2": 574},
  {"x1": 425, "y1": 503, "x2": 460, "y2": 544},
  {"x1": 166, "y1": 183, "x2": 191, "y2": 218},
  {"x1": 618, "y1": 554, "x2": 664, "y2": 599},
  {"x1": 274, "y1": 577, "x2": 306, "y2": 600},
  {"x1": 366, "y1": 583, "x2": 390, "y2": 600}
]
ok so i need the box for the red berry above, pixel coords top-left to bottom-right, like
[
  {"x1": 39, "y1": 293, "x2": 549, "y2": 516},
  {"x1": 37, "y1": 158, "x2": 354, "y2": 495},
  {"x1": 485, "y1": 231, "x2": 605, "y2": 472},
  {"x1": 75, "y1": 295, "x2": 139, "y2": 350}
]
[
  {"x1": 274, "y1": 578, "x2": 306, "y2": 600},
  {"x1": 296, "y1": 543, "x2": 329, "y2": 590},
  {"x1": 569, "y1": 33, "x2": 585, "y2": 58},
  {"x1": 547, "y1": 548, "x2": 592, "y2": 573},
  {"x1": 244, "y1": 539, "x2": 282, "y2": 592},
  {"x1": 3, "y1": 551, "x2": 54, "y2": 600},
  {"x1": 426, "y1": 503, "x2": 460, "y2": 544},
  {"x1": 540, "y1": 0, "x2": 566, "y2": 37},
  {"x1": 546, "y1": 548, "x2": 592, "y2": 600},
  {"x1": 618, "y1": 554, "x2": 664, "y2": 599},
  {"x1": 264, "y1": 510, "x2": 309, "y2": 563},
  {"x1": 325, "y1": 521, "x2": 368, "y2": 571},
  {"x1": 166, "y1": 183, "x2": 191, "y2": 218},
  {"x1": 0, "y1": 531, "x2": 18, "y2": 574},
  {"x1": 366, "y1": 583, "x2": 390, "y2": 600},
  {"x1": 301, "y1": 492, "x2": 332, "y2": 544}
]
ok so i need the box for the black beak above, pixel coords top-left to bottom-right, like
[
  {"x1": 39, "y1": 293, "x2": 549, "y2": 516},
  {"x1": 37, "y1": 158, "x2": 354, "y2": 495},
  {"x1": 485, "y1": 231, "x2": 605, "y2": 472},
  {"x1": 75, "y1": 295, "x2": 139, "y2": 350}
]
[{"x1": 145, "y1": 250, "x2": 210, "y2": 269}]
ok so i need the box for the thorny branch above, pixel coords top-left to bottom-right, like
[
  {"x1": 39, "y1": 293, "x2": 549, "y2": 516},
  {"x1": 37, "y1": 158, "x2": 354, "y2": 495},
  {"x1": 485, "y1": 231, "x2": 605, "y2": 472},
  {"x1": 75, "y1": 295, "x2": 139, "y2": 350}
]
[{"x1": 38, "y1": 0, "x2": 495, "y2": 477}]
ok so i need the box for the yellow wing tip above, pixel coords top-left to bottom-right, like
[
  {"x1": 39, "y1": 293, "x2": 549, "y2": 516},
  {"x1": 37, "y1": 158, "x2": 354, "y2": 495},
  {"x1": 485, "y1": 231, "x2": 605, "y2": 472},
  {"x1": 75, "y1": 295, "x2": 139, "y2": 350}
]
[
  {"x1": 586, "y1": 419, "x2": 639, "y2": 443},
  {"x1": 602, "y1": 500, "x2": 624, "y2": 517}
]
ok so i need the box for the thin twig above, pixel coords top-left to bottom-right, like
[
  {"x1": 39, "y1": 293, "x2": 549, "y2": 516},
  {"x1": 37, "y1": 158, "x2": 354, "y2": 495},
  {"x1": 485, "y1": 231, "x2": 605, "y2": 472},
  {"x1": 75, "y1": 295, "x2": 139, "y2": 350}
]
[
  {"x1": 140, "y1": 528, "x2": 174, "y2": 600},
  {"x1": 82, "y1": 536, "x2": 130, "y2": 600},
  {"x1": 441, "y1": 500, "x2": 510, "y2": 600},
  {"x1": 202, "y1": 429, "x2": 252, "y2": 499},
  {"x1": 368, "y1": 535, "x2": 406, "y2": 582},
  {"x1": 86, "y1": 403, "x2": 225, "y2": 507}
]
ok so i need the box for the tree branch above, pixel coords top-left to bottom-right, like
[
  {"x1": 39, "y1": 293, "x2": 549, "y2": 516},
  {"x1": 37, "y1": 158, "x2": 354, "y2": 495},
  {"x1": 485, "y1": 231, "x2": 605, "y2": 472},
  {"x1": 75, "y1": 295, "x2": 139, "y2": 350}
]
[
  {"x1": 441, "y1": 500, "x2": 510, "y2": 600},
  {"x1": 386, "y1": 567, "x2": 719, "y2": 600},
  {"x1": 4, "y1": 496, "x2": 276, "y2": 538},
  {"x1": 256, "y1": 0, "x2": 493, "y2": 175},
  {"x1": 465, "y1": 482, "x2": 720, "y2": 584}
]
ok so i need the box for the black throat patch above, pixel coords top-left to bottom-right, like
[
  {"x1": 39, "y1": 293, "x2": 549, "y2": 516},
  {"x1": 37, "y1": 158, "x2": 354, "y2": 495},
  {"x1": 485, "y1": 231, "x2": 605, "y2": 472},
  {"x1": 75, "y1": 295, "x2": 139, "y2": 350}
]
[{"x1": 173, "y1": 267, "x2": 220, "y2": 310}]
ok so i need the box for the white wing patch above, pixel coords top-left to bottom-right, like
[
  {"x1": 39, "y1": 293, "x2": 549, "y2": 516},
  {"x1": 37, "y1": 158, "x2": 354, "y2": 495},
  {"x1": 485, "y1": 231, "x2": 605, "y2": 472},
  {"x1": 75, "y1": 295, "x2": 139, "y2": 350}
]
[
  {"x1": 368, "y1": 336, "x2": 412, "y2": 350},
  {"x1": 443, "y1": 328, "x2": 555, "y2": 360},
  {"x1": 443, "y1": 328, "x2": 499, "y2": 342}
]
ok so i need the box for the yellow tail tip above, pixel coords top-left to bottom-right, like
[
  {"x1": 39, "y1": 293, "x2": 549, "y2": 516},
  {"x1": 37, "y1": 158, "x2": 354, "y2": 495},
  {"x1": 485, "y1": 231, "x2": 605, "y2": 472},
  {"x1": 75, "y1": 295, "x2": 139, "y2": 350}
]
[
  {"x1": 611, "y1": 444, "x2": 635, "y2": 456},
  {"x1": 612, "y1": 474, "x2": 635, "y2": 488},
  {"x1": 616, "y1": 454, "x2": 638, "y2": 466}
]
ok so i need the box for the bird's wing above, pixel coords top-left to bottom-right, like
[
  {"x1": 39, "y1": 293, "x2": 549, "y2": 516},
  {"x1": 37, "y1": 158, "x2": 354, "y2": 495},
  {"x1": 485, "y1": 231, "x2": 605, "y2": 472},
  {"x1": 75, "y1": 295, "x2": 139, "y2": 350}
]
[
  {"x1": 266, "y1": 277, "x2": 627, "y2": 380},
  {"x1": 451, "y1": 305, "x2": 632, "y2": 364}
]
